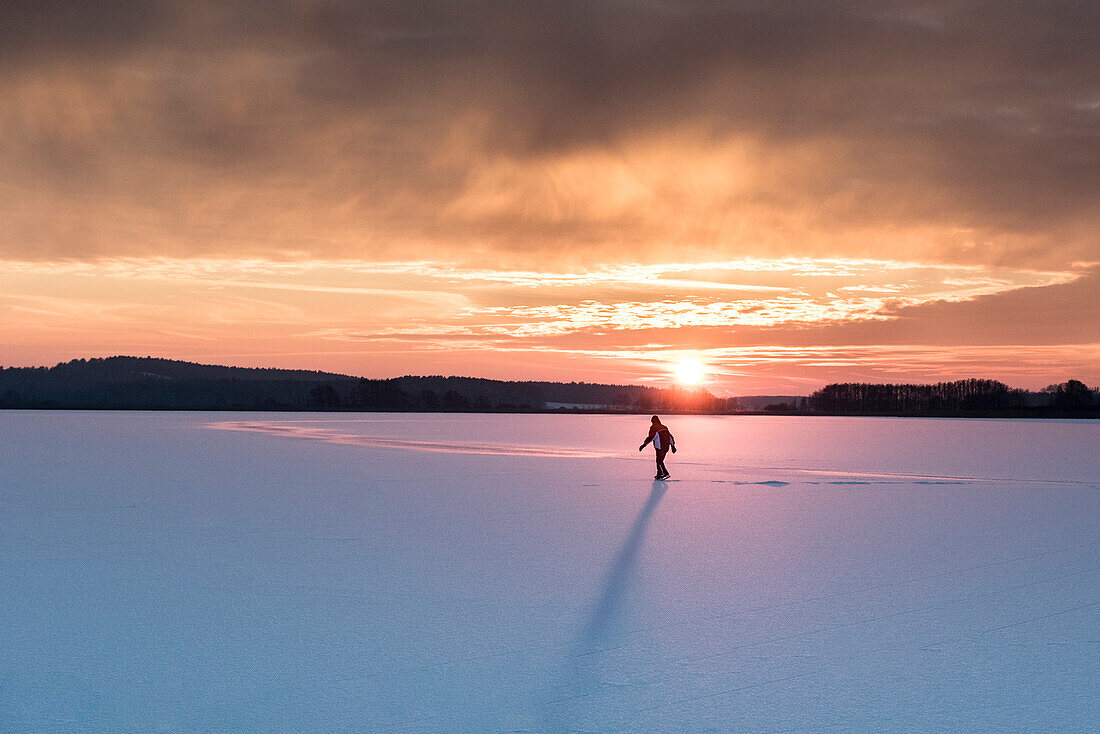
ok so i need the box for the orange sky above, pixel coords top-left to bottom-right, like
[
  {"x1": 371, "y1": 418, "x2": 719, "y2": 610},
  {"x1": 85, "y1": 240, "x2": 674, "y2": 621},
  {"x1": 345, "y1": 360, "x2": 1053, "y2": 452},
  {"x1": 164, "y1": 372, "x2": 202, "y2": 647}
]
[{"x1": 2, "y1": 2, "x2": 1097, "y2": 393}]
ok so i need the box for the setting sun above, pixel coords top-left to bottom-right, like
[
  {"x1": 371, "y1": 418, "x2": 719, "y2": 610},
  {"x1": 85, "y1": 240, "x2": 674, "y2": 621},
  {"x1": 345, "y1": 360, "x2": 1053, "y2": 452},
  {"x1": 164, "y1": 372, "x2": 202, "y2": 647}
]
[{"x1": 674, "y1": 358, "x2": 706, "y2": 385}]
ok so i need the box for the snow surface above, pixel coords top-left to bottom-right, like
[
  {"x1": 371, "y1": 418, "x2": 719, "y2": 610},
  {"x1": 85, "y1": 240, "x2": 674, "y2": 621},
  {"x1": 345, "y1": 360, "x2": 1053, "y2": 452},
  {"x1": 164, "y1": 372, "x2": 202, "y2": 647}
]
[{"x1": 1, "y1": 412, "x2": 1098, "y2": 732}]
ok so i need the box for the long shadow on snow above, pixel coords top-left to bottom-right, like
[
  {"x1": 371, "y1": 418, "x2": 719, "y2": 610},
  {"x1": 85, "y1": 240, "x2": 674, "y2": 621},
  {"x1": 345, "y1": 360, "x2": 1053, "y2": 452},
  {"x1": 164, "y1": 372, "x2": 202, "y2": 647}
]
[
  {"x1": 543, "y1": 481, "x2": 667, "y2": 729},
  {"x1": 582, "y1": 481, "x2": 668, "y2": 645}
]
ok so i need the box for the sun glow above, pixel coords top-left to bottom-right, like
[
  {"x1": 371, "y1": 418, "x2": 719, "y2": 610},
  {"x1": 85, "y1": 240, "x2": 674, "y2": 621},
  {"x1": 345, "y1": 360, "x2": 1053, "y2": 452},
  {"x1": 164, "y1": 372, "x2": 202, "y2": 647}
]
[{"x1": 674, "y1": 358, "x2": 706, "y2": 385}]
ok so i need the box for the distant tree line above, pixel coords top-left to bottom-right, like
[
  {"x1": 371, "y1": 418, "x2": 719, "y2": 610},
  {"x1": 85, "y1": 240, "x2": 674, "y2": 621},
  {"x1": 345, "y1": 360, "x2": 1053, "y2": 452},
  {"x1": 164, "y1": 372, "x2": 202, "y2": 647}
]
[
  {"x1": 2, "y1": 357, "x2": 1095, "y2": 416},
  {"x1": 306, "y1": 376, "x2": 724, "y2": 413},
  {"x1": 808, "y1": 379, "x2": 1097, "y2": 416},
  {"x1": 1040, "y1": 379, "x2": 1098, "y2": 411}
]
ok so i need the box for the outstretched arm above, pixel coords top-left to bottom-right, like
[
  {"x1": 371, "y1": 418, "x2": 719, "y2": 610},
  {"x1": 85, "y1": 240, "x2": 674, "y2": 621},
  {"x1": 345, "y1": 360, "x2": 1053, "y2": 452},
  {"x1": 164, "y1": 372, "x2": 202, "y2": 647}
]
[{"x1": 639, "y1": 435, "x2": 653, "y2": 451}]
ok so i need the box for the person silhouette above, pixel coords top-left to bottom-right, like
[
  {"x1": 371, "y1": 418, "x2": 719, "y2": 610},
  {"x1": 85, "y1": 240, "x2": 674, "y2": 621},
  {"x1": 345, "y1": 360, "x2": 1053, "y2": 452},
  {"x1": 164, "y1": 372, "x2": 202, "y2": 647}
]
[{"x1": 639, "y1": 415, "x2": 676, "y2": 479}]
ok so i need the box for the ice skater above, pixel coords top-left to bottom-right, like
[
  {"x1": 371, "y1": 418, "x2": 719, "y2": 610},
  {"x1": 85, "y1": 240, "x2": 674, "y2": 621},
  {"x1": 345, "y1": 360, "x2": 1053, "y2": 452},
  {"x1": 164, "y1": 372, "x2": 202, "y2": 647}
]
[{"x1": 639, "y1": 415, "x2": 676, "y2": 480}]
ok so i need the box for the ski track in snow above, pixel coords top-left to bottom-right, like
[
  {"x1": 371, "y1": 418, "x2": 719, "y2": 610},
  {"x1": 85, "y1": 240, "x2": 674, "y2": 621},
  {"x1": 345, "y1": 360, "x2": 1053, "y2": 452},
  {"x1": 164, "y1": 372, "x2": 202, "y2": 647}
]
[{"x1": 207, "y1": 419, "x2": 620, "y2": 458}]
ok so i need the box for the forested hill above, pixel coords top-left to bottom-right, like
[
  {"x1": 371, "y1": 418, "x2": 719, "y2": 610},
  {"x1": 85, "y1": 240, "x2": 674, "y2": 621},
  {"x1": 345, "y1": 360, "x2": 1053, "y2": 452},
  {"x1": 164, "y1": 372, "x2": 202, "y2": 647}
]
[
  {"x1": 5, "y1": 356, "x2": 350, "y2": 384},
  {"x1": 0, "y1": 357, "x2": 358, "y2": 410},
  {"x1": 0, "y1": 357, "x2": 721, "y2": 412}
]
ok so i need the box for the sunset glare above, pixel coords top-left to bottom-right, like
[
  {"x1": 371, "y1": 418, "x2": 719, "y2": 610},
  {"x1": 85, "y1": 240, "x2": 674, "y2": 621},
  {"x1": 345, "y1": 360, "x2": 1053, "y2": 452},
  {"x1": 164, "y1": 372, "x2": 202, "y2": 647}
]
[{"x1": 674, "y1": 358, "x2": 706, "y2": 386}]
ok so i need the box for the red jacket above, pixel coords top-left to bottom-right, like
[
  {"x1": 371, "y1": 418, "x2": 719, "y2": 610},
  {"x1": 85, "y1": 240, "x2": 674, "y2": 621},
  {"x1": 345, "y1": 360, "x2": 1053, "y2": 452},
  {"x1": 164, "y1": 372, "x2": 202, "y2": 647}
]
[{"x1": 643, "y1": 424, "x2": 675, "y2": 451}]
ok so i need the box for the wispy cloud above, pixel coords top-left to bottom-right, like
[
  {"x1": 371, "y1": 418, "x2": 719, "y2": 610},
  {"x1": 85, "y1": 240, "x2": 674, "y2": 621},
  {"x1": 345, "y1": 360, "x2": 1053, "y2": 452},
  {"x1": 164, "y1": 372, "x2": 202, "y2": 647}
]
[{"x1": 2, "y1": 257, "x2": 1079, "y2": 340}]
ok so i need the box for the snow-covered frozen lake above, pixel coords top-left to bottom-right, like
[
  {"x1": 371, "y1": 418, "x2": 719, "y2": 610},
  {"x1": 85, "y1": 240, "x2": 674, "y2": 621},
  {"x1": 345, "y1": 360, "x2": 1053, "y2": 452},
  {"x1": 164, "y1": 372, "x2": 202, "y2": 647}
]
[{"x1": 2, "y1": 412, "x2": 1098, "y2": 732}]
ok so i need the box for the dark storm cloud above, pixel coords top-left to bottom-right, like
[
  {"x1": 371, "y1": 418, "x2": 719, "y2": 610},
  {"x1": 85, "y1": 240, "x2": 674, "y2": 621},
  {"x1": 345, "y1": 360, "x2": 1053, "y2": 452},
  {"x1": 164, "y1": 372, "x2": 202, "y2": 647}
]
[
  {"x1": 0, "y1": 1, "x2": 160, "y2": 60},
  {"x1": 0, "y1": 1, "x2": 1097, "y2": 262},
  {"x1": 296, "y1": 2, "x2": 1097, "y2": 142}
]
